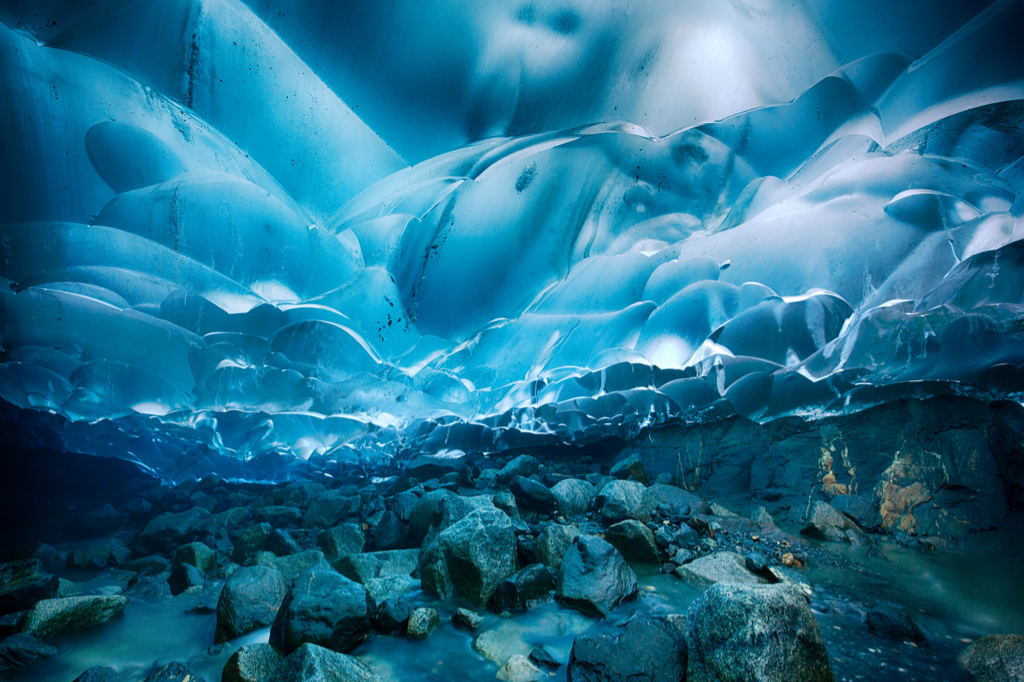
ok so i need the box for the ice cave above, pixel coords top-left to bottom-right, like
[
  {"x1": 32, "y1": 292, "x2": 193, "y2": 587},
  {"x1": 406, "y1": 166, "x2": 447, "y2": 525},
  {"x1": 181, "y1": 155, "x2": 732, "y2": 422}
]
[{"x1": 0, "y1": 0, "x2": 1023, "y2": 680}]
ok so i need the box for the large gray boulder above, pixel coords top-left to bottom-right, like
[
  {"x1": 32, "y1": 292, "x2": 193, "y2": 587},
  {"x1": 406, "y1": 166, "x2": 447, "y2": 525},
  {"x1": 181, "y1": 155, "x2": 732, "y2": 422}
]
[
  {"x1": 275, "y1": 643, "x2": 377, "y2": 682},
  {"x1": 685, "y1": 583, "x2": 834, "y2": 682},
  {"x1": 556, "y1": 536, "x2": 638, "y2": 616},
  {"x1": 958, "y1": 634, "x2": 1024, "y2": 682},
  {"x1": 222, "y1": 643, "x2": 282, "y2": 682},
  {"x1": 0, "y1": 560, "x2": 59, "y2": 615},
  {"x1": 16, "y1": 595, "x2": 128, "y2": 639},
  {"x1": 140, "y1": 507, "x2": 210, "y2": 549},
  {"x1": 673, "y1": 552, "x2": 768, "y2": 587},
  {"x1": 0, "y1": 633, "x2": 57, "y2": 671},
  {"x1": 594, "y1": 480, "x2": 654, "y2": 525},
  {"x1": 536, "y1": 524, "x2": 580, "y2": 571},
  {"x1": 270, "y1": 562, "x2": 375, "y2": 655},
  {"x1": 568, "y1": 615, "x2": 687, "y2": 682},
  {"x1": 421, "y1": 507, "x2": 518, "y2": 608},
  {"x1": 335, "y1": 549, "x2": 419, "y2": 584},
  {"x1": 551, "y1": 479, "x2": 596, "y2": 518},
  {"x1": 604, "y1": 520, "x2": 659, "y2": 564},
  {"x1": 215, "y1": 565, "x2": 288, "y2": 643},
  {"x1": 303, "y1": 490, "x2": 361, "y2": 529}
]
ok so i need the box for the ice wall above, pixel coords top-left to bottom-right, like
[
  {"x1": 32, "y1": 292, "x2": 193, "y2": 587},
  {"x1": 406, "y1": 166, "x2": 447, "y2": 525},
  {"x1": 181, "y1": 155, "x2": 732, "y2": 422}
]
[{"x1": 0, "y1": 0, "x2": 1023, "y2": 480}]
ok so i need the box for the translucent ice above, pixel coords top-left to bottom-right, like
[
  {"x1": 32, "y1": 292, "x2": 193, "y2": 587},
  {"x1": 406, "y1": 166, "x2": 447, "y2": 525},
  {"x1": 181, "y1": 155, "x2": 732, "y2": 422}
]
[{"x1": 0, "y1": 1, "x2": 1022, "y2": 479}]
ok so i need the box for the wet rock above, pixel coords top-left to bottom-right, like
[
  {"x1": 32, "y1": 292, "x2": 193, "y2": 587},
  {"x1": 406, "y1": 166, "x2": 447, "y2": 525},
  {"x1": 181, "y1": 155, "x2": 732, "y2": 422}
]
[
  {"x1": 303, "y1": 490, "x2": 360, "y2": 529},
  {"x1": 556, "y1": 536, "x2": 638, "y2": 616},
  {"x1": 122, "y1": 555, "x2": 171, "y2": 574},
  {"x1": 766, "y1": 566, "x2": 813, "y2": 600},
  {"x1": 866, "y1": 605, "x2": 928, "y2": 646},
  {"x1": 407, "y1": 607, "x2": 440, "y2": 639},
  {"x1": 0, "y1": 560, "x2": 59, "y2": 615},
  {"x1": 551, "y1": 479, "x2": 596, "y2": 518},
  {"x1": 529, "y1": 647, "x2": 561, "y2": 671},
  {"x1": 364, "y1": 575, "x2": 419, "y2": 603},
  {"x1": 568, "y1": 615, "x2": 687, "y2": 682},
  {"x1": 73, "y1": 666, "x2": 119, "y2": 682},
  {"x1": 536, "y1": 524, "x2": 580, "y2": 571},
  {"x1": 452, "y1": 607, "x2": 484, "y2": 631},
  {"x1": 958, "y1": 634, "x2": 1024, "y2": 682},
  {"x1": 198, "y1": 508, "x2": 254, "y2": 539},
  {"x1": 171, "y1": 541, "x2": 216, "y2": 573},
  {"x1": 830, "y1": 495, "x2": 882, "y2": 530},
  {"x1": 167, "y1": 562, "x2": 206, "y2": 596},
  {"x1": 407, "y1": 489, "x2": 455, "y2": 543},
  {"x1": 335, "y1": 549, "x2": 418, "y2": 583},
  {"x1": 367, "y1": 510, "x2": 404, "y2": 551},
  {"x1": 421, "y1": 507, "x2": 518, "y2": 608},
  {"x1": 648, "y1": 484, "x2": 712, "y2": 518},
  {"x1": 215, "y1": 565, "x2": 288, "y2": 643},
  {"x1": 497, "y1": 455, "x2": 539, "y2": 484},
  {"x1": 255, "y1": 506, "x2": 303, "y2": 527},
  {"x1": 270, "y1": 562, "x2": 375, "y2": 654},
  {"x1": 233, "y1": 523, "x2": 272, "y2": 565},
  {"x1": 143, "y1": 662, "x2": 208, "y2": 682},
  {"x1": 222, "y1": 643, "x2": 282, "y2": 682},
  {"x1": 686, "y1": 583, "x2": 834, "y2": 682},
  {"x1": 275, "y1": 643, "x2": 376, "y2": 682},
  {"x1": 140, "y1": 507, "x2": 210, "y2": 550},
  {"x1": 802, "y1": 501, "x2": 869, "y2": 544},
  {"x1": 497, "y1": 654, "x2": 545, "y2": 682},
  {"x1": 266, "y1": 529, "x2": 303, "y2": 556},
  {"x1": 492, "y1": 492, "x2": 520, "y2": 518},
  {"x1": 510, "y1": 476, "x2": 557, "y2": 513},
  {"x1": 595, "y1": 480, "x2": 654, "y2": 525},
  {"x1": 259, "y1": 550, "x2": 325, "y2": 584},
  {"x1": 318, "y1": 523, "x2": 364, "y2": 559},
  {"x1": 374, "y1": 597, "x2": 416, "y2": 633},
  {"x1": 610, "y1": 454, "x2": 647, "y2": 484},
  {"x1": 674, "y1": 552, "x2": 768, "y2": 588},
  {"x1": 604, "y1": 520, "x2": 660, "y2": 564},
  {"x1": 16, "y1": 595, "x2": 128, "y2": 639},
  {"x1": 493, "y1": 564, "x2": 555, "y2": 612},
  {"x1": 0, "y1": 633, "x2": 57, "y2": 671}
]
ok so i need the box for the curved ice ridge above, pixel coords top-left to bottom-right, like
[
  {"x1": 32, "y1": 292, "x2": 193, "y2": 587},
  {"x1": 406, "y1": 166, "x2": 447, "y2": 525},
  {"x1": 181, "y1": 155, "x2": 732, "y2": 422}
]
[{"x1": 1, "y1": 1, "x2": 1023, "y2": 480}]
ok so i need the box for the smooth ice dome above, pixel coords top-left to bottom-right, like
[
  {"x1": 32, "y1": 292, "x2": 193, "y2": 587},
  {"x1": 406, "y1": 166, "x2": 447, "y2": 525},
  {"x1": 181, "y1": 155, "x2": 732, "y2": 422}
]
[{"x1": 1, "y1": 0, "x2": 1023, "y2": 480}]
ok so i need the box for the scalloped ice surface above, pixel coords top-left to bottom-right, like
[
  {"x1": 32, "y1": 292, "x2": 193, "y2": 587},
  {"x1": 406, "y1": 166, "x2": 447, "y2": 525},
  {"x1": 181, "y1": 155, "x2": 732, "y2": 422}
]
[{"x1": 0, "y1": 0, "x2": 1023, "y2": 481}]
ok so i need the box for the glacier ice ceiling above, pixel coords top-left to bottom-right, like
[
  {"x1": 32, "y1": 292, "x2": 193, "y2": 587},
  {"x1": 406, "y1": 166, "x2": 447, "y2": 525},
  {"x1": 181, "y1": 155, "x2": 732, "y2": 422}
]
[{"x1": 1, "y1": 0, "x2": 1023, "y2": 481}]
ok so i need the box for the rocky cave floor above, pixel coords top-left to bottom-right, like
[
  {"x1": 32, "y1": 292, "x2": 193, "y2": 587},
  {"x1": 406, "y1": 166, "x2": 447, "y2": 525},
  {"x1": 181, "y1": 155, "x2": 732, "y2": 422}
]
[{"x1": 0, "y1": 445, "x2": 1022, "y2": 682}]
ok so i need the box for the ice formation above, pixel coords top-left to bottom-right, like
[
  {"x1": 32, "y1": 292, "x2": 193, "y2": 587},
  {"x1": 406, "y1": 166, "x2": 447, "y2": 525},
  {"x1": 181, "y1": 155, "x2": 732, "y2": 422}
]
[{"x1": 1, "y1": 0, "x2": 1023, "y2": 480}]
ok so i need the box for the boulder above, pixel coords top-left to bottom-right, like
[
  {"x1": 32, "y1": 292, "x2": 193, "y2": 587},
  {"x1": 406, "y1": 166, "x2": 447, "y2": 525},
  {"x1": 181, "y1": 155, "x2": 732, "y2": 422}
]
[
  {"x1": 568, "y1": 615, "x2": 687, "y2": 682},
  {"x1": 685, "y1": 583, "x2": 834, "y2": 682},
  {"x1": 802, "y1": 501, "x2": 870, "y2": 544},
  {"x1": 536, "y1": 524, "x2": 581, "y2": 571},
  {"x1": 594, "y1": 481, "x2": 654, "y2": 525},
  {"x1": 509, "y1": 476, "x2": 557, "y2": 513},
  {"x1": 830, "y1": 495, "x2": 882, "y2": 530},
  {"x1": 374, "y1": 597, "x2": 416, "y2": 633},
  {"x1": 551, "y1": 479, "x2": 596, "y2": 518},
  {"x1": 303, "y1": 490, "x2": 360, "y2": 529},
  {"x1": 497, "y1": 655, "x2": 546, "y2": 682},
  {"x1": 233, "y1": 523, "x2": 272, "y2": 564},
  {"x1": 259, "y1": 550, "x2": 325, "y2": 584},
  {"x1": 492, "y1": 564, "x2": 555, "y2": 612},
  {"x1": 604, "y1": 520, "x2": 660, "y2": 564},
  {"x1": 275, "y1": 643, "x2": 376, "y2": 682},
  {"x1": 865, "y1": 606, "x2": 928, "y2": 646},
  {"x1": 648, "y1": 484, "x2": 711, "y2": 518},
  {"x1": 0, "y1": 633, "x2": 57, "y2": 671},
  {"x1": 216, "y1": 565, "x2": 288, "y2": 643},
  {"x1": 143, "y1": 662, "x2": 208, "y2": 682},
  {"x1": 266, "y1": 529, "x2": 303, "y2": 556},
  {"x1": 171, "y1": 542, "x2": 216, "y2": 573},
  {"x1": 958, "y1": 634, "x2": 1024, "y2": 682},
  {"x1": 452, "y1": 607, "x2": 484, "y2": 631},
  {"x1": 364, "y1": 575, "x2": 420, "y2": 602},
  {"x1": 556, "y1": 536, "x2": 638, "y2": 616},
  {"x1": 497, "y1": 455, "x2": 539, "y2": 484},
  {"x1": 407, "y1": 607, "x2": 440, "y2": 639},
  {"x1": 673, "y1": 552, "x2": 768, "y2": 587},
  {"x1": 610, "y1": 454, "x2": 647, "y2": 484},
  {"x1": 140, "y1": 507, "x2": 210, "y2": 549},
  {"x1": 407, "y1": 489, "x2": 455, "y2": 543},
  {"x1": 167, "y1": 562, "x2": 206, "y2": 596},
  {"x1": 319, "y1": 523, "x2": 365, "y2": 559},
  {"x1": 16, "y1": 595, "x2": 128, "y2": 639},
  {"x1": 73, "y1": 666, "x2": 119, "y2": 682},
  {"x1": 421, "y1": 507, "x2": 518, "y2": 608},
  {"x1": 222, "y1": 644, "x2": 282, "y2": 682},
  {"x1": 529, "y1": 647, "x2": 561, "y2": 671},
  {"x1": 270, "y1": 563, "x2": 375, "y2": 655},
  {"x1": 0, "y1": 560, "x2": 60, "y2": 615},
  {"x1": 335, "y1": 549, "x2": 419, "y2": 583}
]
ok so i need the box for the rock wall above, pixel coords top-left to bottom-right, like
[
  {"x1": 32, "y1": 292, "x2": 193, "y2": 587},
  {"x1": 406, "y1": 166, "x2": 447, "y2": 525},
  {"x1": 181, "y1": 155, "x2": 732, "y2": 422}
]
[{"x1": 618, "y1": 397, "x2": 1024, "y2": 548}]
